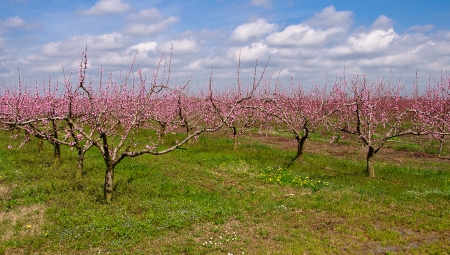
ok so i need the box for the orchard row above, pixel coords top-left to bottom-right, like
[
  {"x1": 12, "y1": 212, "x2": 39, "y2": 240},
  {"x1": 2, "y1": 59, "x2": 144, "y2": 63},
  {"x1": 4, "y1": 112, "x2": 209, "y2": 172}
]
[{"x1": 1, "y1": 50, "x2": 449, "y2": 202}]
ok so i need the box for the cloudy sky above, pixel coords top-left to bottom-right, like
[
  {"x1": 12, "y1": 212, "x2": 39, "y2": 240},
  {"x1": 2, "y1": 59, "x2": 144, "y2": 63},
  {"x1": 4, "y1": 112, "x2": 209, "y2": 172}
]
[{"x1": 1, "y1": 0, "x2": 450, "y2": 91}]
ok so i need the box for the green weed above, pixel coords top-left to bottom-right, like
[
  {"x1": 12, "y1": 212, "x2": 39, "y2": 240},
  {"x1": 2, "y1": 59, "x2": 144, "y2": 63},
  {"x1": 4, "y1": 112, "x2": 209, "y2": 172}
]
[{"x1": 259, "y1": 166, "x2": 329, "y2": 191}]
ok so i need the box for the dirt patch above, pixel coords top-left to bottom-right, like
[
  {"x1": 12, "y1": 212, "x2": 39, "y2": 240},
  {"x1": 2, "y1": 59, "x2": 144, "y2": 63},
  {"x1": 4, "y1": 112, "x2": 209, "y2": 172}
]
[
  {"x1": 0, "y1": 203, "x2": 46, "y2": 241},
  {"x1": 0, "y1": 184, "x2": 10, "y2": 198},
  {"x1": 245, "y1": 133, "x2": 449, "y2": 170},
  {"x1": 360, "y1": 230, "x2": 449, "y2": 254},
  {"x1": 412, "y1": 151, "x2": 435, "y2": 158}
]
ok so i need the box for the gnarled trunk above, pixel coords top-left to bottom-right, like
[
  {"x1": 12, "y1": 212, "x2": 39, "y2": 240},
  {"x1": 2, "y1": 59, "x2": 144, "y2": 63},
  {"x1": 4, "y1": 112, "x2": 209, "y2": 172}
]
[
  {"x1": 75, "y1": 148, "x2": 85, "y2": 179},
  {"x1": 104, "y1": 163, "x2": 114, "y2": 204},
  {"x1": 52, "y1": 119, "x2": 61, "y2": 164},
  {"x1": 53, "y1": 142, "x2": 61, "y2": 164},
  {"x1": 366, "y1": 146, "x2": 376, "y2": 178},
  {"x1": 101, "y1": 133, "x2": 114, "y2": 203},
  {"x1": 294, "y1": 129, "x2": 309, "y2": 162},
  {"x1": 438, "y1": 134, "x2": 445, "y2": 157},
  {"x1": 232, "y1": 126, "x2": 238, "y2": 150}
]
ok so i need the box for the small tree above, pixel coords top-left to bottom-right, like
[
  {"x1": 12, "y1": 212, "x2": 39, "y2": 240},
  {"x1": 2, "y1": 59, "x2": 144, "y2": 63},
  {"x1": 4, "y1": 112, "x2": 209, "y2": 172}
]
[
  {"x1": 328, "y1": 74, "x2": 422, "y2": 177},
  {"x1": 255, "y1": 76, "x2": 333, "y2": 163},
  {"x1": 413, "y1": 73, "x2": 450, "y2": 156},
  {"x1": 208, "y1": 55, "x2": 269, "y2": 150}
]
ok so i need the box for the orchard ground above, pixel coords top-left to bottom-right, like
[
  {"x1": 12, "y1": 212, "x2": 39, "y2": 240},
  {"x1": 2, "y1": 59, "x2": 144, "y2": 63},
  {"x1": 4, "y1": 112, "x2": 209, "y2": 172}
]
[{"x1": 1, "y1": 128, "x2": 450, "y2": 254}]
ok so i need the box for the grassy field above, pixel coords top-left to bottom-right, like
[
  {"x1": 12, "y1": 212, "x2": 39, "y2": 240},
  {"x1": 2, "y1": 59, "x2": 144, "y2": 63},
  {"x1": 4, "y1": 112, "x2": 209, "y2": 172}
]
[{"x1": 0, "y1": 129, "x2": 450, "y2": 254}]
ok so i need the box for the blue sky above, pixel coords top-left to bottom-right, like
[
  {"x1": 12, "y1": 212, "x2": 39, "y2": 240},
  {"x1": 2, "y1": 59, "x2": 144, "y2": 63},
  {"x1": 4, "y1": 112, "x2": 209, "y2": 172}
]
[{"x1": 1, "y1": 0, "x2": 450, "y2": 90}]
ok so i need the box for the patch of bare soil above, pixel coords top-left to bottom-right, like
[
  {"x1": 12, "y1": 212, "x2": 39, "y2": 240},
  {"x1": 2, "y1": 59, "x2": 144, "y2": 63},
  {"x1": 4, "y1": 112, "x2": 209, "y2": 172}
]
[
  {"x1": 0, "y1": 189, "x2": 45, "y2": 242},
  {"x1": 0, "y1": 184, "x2": 10, "y2": 198},
  {"x1": 245, "y1": 133, "x2": 449, "y2": 169},
  {"x1": 360, "y1": 229, "x2": 450, "y2": 254}
]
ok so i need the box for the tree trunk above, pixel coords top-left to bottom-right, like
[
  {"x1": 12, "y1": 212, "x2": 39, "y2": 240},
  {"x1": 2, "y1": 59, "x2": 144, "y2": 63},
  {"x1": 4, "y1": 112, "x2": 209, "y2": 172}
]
[
  {"x1": 104, "y1": 163, "x2": 114, "y2": 204},
  {"x1": 52, "y1": 120, "x2": 61, "y2": 164},
  {"x1": 53, "y1": 142, "x2": 61, "y2": 164},
  {"x1": 101, "y1": 133, "x2": 114, "y2": 203},
  {"x1": 294, "y1": 129, "x2": 309, "y2": 161},
  {"x1": 75, "y1": 148, "x2": 84, "y2": 179},
  {"x1": 366, "y1": 146, "x2": 376, "y2": 178},
  {"x1": 37, "y1": 139, "x2": 44, "y2": 153},
  {"x1": 158, "y1": 122, "x2": 166, "y2": 139},
  {"x1": 232, "y1": 126, "x2": 238, "y2": 150},
  {"x1": 438, "y1": 134, "x2": 445, "y2": 157}
]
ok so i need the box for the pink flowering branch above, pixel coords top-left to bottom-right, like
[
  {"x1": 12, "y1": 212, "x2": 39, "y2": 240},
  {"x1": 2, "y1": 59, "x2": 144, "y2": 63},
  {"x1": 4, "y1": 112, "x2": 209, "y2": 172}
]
[{"x1": 328, "y1": 74, "x2": 425, "y2": 177}]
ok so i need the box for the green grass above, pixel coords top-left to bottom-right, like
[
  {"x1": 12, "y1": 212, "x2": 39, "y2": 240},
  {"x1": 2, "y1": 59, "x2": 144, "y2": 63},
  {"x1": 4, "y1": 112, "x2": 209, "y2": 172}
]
[{"x1": 1, "y1": 130, "x2": 450, "y2": 254}]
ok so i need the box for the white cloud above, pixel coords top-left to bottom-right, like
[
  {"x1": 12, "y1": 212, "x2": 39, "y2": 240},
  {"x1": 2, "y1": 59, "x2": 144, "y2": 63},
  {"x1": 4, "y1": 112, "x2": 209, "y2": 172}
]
[
  {"x1": 358, "y1": 53, "x2": 423, "y2": 68},
  {"x1": 29, "y1": 62, "x2": 77, "y2": 74},
  {"x1": 265, "y1": 24, "x2": 345, "y2": 47},
  {"x1": 276, "y1": 47, "x2": 320, "y2": 59},
  {"x1": 4, "y1": 16, "x2": 27, "y2": 28},
  {"x1": 179, "y1": 28, "x2": 226, "y2": 42},
  {"x1": 127, "y1": 42, "x2": 157, "y2": 54},
  {"x1": 371, "y1": 15, "x2": 393, "y2": 31},
  {"x1": 77, "y1": 0, "x2": 132, "y2": 16},
  {"x1": 348, "y1": 28, "x2": 398, "y2": 54},
  {"x1": 307, "y1": 5, "x2": 353, "y2": 29},
  {"x1": 228, "y1": 42, "x2": 276, "y2": 62},
  {"x1": 95, "y1": 52, "x2": 135, "y2": 66},
  {"x1": 125, "y1": 8, "x2": 164, "y2": 22},
  {"x1": 123, "y1": 16, "x2": 178, "y2": 36},
  {"x1": 230, "y1": 19, "x2": 277, "y2": 42},
  {"x1": 157, "y1": 38, "x2": 198, "y2": 54},
  {"x1": 262, "y1": 6, "x2": 351, "y2": 50},
  {"x1": 2, "y1": 16, "x2": 42, "y2": 30},
  {"x1": 406, "y1": 25, "x2": 434, "y2": 33},
  {"x1": 123, "y1": 8, "x2": 178, "y2": 36},
  {"x1": 40, "y1": 32, "x2": 131, "y2": 57},
  {"x1": 327, "y1": 28, "x2": 399, "y2": 57},
  {"x1": 250, "y1": 0, "x2": 271, "y2": 9},
  {"x1": 181, "y1": 56, "x2": 230, "y2": 71},
  {"x1": 182, "y1": 59, "x2": 203, "y2": 71}
]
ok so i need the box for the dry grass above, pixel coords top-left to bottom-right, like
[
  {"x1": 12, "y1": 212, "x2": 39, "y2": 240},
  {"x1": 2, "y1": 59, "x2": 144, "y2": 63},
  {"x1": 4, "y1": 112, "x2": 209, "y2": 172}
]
[{"x1": 0, "y1": 203, "x2": 45, "y2": 240}]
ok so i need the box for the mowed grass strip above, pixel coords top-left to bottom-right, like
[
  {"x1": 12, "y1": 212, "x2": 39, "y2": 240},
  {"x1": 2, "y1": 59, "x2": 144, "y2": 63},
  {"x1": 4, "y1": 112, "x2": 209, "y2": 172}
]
[{"x1": 0, "y1": 130, "x2": 449, "y2": 254}]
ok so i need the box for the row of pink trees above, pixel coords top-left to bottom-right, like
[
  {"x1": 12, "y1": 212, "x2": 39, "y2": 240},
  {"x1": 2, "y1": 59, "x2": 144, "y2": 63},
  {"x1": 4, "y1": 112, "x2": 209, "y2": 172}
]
[
  {"x1": 0, "y1": 49, "x2": 268, "y2": 203},
  {"x1": 242, "y1": 73, "x2": 435, "y2": 177},
  {"x1": 2, "y1": 51, "x2": 450, "y2": 200},
  {"x1": 412, "y1": 73, "x2": 450, "y2": 156},
  {"x1": 0, "y1": 74, "x2": 69, "y2": 162}
]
